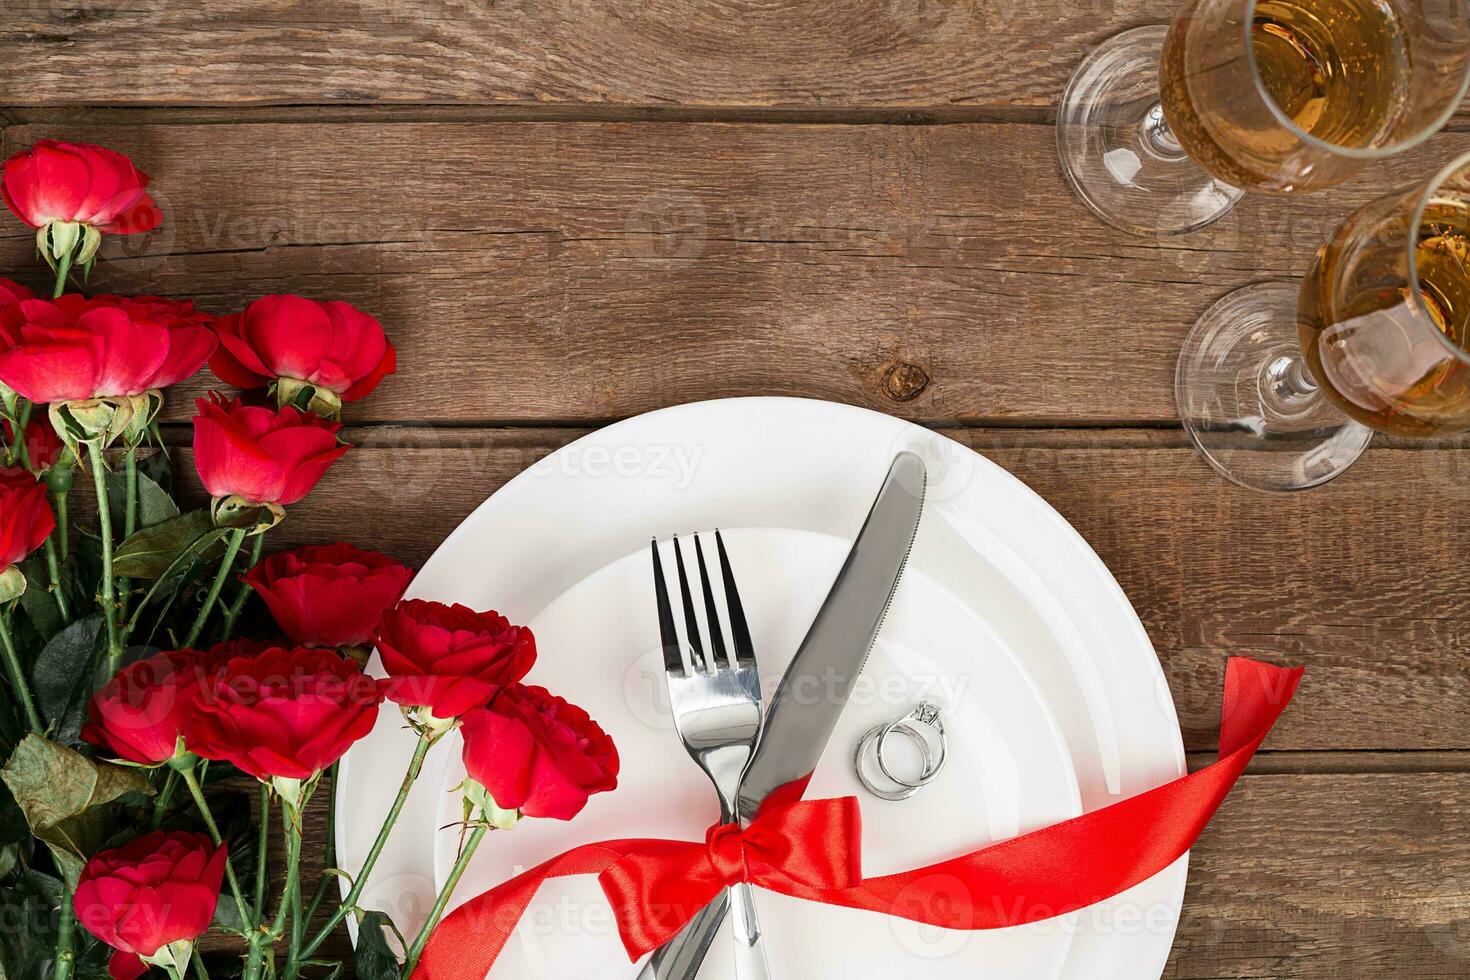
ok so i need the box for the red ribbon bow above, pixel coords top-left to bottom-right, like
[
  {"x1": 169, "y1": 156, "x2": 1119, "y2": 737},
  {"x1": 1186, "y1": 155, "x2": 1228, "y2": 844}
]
[
  {"x1": 413, "y1": 658, "x2": 1303, "y2": 980},
  {"x1": 600, "y1": 796, "x2": 863, "y2": 957}
]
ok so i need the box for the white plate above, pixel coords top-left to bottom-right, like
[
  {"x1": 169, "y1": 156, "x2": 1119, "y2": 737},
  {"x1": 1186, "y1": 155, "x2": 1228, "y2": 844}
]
[
  {"x1": 430, "y1": 527, "x2": 1082, "y2": 978},
  {"x1": 336, "y1": 396, "x2": 1187, "y2": 979}
]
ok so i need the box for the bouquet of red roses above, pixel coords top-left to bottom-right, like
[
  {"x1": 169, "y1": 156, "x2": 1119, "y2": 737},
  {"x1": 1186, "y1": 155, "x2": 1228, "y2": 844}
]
[{"x1": 0, "y1": 141, "x2": 618, "y2": 980}]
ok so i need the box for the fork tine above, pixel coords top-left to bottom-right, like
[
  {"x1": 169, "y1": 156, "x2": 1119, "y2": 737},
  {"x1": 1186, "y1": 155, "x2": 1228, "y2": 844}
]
[
  {"x1": 715, "y1": 530, "x2": 756, "y2": 668},
  {"x1": 693, "y1": 534, "x2": 729, "y2": 669},
  {"x1": 672, "y1": 536, "x2": 708, "y2": 673},
  {"x1": 651, "y1": 539, "x2": 685, "y2": 675}
]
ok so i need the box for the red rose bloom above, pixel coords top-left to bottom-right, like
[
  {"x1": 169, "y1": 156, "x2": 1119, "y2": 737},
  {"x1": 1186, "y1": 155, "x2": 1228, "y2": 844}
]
[
  {"x1": 461, "y1": 684, "x2": 618, "y2": 820},
  {"x1": 376, "y1": 600, "x2": 536, "y2": 719},
  {"x1": 2, "y1": 140, "x2": 161, "y2": 234},
  {"x1": 191, "y1": 393, "x2": 348, "y2": 505},
  {"x1": 82, "y1": 650, "x2": 221, "y2": 766},
  {"x1": 0, "y1": 276, "x2": 33, "y2": 309},
  {"x1": 3, "y1": 414, "x2": 63, "y2": 471},
  {"x1": 211, "y1": 294, "x2": 396, "y2": 402},
  {"x1": 0, "y1": 294, "x2": 216, "y2": 403},
  {"x1": 245, "y1": 543, "x2": 412, "y2": 648},
  {"x1": 186, "y1": 646, "x2": 385, "y2": 781},
  {"x1": 73, "y1": 832, "x2": 226, "y2": 973},
  {"x1": 0, "y1": 467, "x2": 54, "y2": 570}
]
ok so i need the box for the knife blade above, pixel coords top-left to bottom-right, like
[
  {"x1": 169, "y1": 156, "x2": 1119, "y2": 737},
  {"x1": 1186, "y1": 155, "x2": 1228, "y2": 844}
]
[{"x1": 639, "y1": 450, "x2": 927, "y2": 980}]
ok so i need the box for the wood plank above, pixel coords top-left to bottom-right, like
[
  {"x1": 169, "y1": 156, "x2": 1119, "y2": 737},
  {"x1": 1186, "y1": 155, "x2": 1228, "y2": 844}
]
[
  {"x1": 260, "y1": 771, "x2": 1470, "y2": 976},
  {"x1": 150, "y1": 428, "x2": 1470, "y2": 752},
  {"x1": 0, "y1": 0, "x2": 1195, "y2": 110},
  {"x1": 5, "y1": 120, "x2": 1470, "y2": 425}
]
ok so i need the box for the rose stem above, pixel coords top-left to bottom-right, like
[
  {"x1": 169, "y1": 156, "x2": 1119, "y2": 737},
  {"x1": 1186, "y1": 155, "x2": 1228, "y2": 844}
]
[
  {"x1": 51, "y1": 247, "x2": 73, "y2": 299},
  {"x1": 118, "y1": 444, "x2": 138, "y2": 625},
  {"x1": 192, "y1": 953, "x2": 210, "y2": 980},
  {"x1": 274, "y1": 798, "x2": 306, "y2": 980},
  {"x1": 42, "y1": 537, "x2": 70, "y2": 623},
  {"x1": 254, "y1": 782, "x2": 271, "y2": 918},
  {"x1": 149, "y1": 768, "x2": 179, "y2": 830},
  {"x1": 5, "y1": 399, "x2": 31, "y2": 466},
  {"x1": 85, "y1": 441, "x2": 123, "y2": 677},
  {"x1": 298, "y1": 733, "x2": 435, "y2": 959},
  {"x1": 217, "y1": 532, "x2": 265, "y2": 643},
  {"x1": 55, "y1": 486, "x2": 70, "y2": 560},
  {"x1": 0, "y1": 609, "x2": 44, "y2": 732},
  {"x1": 52, "y1": 879, "x2": 76, "y2": 980},
  {"x1": 183, "y1": 528, "x2": 246, "y2": 648},
  {"x1": 180, "y1": 767, "x2": 255, "y2": 930},
  {"x1": 302, "y1": 762, "x2": 339, "y2": 925},
  {"x1": 403, "y1": 822, "x2": 491, "y2": 974}
]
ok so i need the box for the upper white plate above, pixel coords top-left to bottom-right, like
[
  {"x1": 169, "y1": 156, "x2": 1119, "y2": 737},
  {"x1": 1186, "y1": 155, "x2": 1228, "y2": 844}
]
[{"x1": 336, "y1": 396, "x2": 1188, "y2": 979}]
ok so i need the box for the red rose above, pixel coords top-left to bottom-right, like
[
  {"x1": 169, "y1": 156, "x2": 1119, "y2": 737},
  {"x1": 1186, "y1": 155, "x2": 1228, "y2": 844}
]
[
  {"x1": 460, "y1": 684, "x2": 619, "y2": 820},
  {"x1": 73, "y1": 831, "x2": 226, "y2": 968},
  {"x1": 244, "y1": 543, "x2": 411, "y2": 648},
  {"x1": 377, "y1": 600, "x2": 536, "y2": 719},
  {"x1": 0, "y1": 467, "x2": 54, "y2": 570},
  {"x1": 82, "y1": 650, "x2": 220, "y2": 766},
  {"x1": 0, "y1": 294, "x2": 216, "y2": 403},
  {"x1": 210, "y1": 294, "x2": 396, "y2": 403},
  {"x1": 191, "y1": 392, "x2": 348, "y2": 506},
  {"x1": 186, "y1": 646, "x2": 385, "y2": 781},
  {"x1": 3, "y1": 414, "x2": 63, "y2": 471},
  {"x1": 0, "y1": 276, "x2": 33, "y2": 309},
  {"x1": 2, "y1": 140, "x2": 161, "y2": 234}
]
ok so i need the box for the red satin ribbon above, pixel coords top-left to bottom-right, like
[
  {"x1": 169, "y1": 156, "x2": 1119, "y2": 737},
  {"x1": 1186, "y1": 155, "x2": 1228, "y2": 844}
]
[{"x1": 414, "y1": 658, "x2": 1302, "y2": 980}]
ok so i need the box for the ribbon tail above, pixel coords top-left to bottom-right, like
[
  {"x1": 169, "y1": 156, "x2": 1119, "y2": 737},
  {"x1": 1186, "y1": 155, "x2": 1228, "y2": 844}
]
[
  {"x1": 797, "y1": 658, "x2": 1302, "y2": 928},
  {"x1": 411, "y1": 839, "x2": 666, "y2": 980}
]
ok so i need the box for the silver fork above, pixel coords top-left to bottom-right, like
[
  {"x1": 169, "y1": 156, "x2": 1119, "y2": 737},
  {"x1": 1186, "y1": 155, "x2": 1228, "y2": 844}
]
[{"x1": 651, "y1": 532, "x2": 771, "y2": 980}]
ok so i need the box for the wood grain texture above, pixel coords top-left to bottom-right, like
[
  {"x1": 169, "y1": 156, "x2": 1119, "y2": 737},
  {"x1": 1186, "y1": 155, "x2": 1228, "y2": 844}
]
[
  {"x1": 256, "y1": 771, "x2": 1470, "y2": 976},
  {"x1": 5, "y1": 119, "x2": 1470, "y2": 425},
  {"x1": 0, "y1": 0, "x2": 1198, "y2": 110},
  {"x1": 151, "y1": 428, "x2": 1470, "y2": 752}
]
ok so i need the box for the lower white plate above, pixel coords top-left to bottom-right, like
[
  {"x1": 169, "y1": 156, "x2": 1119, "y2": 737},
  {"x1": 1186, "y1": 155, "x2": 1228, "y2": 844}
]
[{"x1": 336, "y1": 396, "x2": 1187, "y2": 979}]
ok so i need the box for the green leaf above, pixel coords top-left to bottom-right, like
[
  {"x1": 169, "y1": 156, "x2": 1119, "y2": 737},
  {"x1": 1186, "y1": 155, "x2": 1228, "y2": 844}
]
[
  {"x1": 18, "y1": 558, "x2": 63, "y2": 643},
  {"x1": 0, "y1": 884, "x2": 59, "y2": 980},
  {"x1": 113, "y1": 511, "x2": 221, "y2": 580},
  {"x1": 354, "y1": 911, "x2": 403, "y2": 980},
  {"x1": 106, "y1": 469, "x2": 180, "y2": 531},
  {"x1": 30, "y1": 614, "x2": 104, "y2": 746},
  {"x1": 0, "y1": 735, "x2": 153, "y2": 887}
]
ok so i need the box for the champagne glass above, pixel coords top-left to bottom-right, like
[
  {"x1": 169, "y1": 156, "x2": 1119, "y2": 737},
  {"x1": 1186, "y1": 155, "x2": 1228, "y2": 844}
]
[
  {"x1": 1178, "y1": 151, "x2": 1470, "y2": 490},
  {"x1": 1058, "y1": 0, "x2": 1470, "y2": 236}
]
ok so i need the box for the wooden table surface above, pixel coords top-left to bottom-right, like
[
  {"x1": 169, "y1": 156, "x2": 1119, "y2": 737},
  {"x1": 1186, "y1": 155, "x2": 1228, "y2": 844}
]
[{"x1": 5, "y1": 2, "x2": 1470, "y2": 976}]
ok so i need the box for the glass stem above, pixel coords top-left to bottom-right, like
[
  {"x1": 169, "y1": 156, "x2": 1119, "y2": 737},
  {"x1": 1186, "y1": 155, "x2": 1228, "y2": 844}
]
[
  {"x1": 1259, "y1": 349, "x2": 1322, "y2": 417},
  {"x1": 1140, "y1": 103, "x2": 1186, "y2": 158}
]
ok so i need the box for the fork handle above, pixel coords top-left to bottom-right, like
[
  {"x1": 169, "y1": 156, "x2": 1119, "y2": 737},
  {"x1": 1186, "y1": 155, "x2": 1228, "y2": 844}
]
[
  {"x1": 729, "y1": 881, "x2": 771, "y2": 979},
  {"x1": 636, "y1": 892, "x2": 727, "y2": 980}
]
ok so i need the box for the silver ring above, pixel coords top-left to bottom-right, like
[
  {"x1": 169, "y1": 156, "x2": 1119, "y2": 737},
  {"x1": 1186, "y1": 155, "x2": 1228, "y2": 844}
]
[
  {"x1": 878, "y1": 703, "x2": 947, "y2": 788},
  {"x1": 854, "y1": 722, "x2": 934, "y2": 802}
]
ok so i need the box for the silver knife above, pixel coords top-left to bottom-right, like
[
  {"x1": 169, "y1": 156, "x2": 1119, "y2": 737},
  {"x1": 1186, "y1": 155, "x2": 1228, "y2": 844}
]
[{"x1": 637, "y1": 450, "x2": 927, "y2": 979}]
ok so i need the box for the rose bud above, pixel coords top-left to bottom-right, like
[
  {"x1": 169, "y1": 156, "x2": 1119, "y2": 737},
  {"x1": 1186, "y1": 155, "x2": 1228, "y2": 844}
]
[
  {"x1": 74, "y1": 831, "x2": 225, "y2": 979},
  {"x1": 377, "y1": 599, "x2": 537, "y2": 726},
  {"x1": 4, "y1": 414, "x2": 64, "y2": 471},
  {"x1": 81, "y1": 650, "x2": 222, "y2": 767},
  {"x1": 191, "y1": 393, "x2": 349, "y2": 515},
  {"x1": 2, "y1": 140, "x2": 161, "y2": 277},
  {"x1": 460, "y1": 684, "x2": 619, "y2": 821},
  {"x1": 210, "y1": 294, "x2": 396, "y2": 416},
  {"x1": 244, "y1": 543, "x2": 412, "y2": 650},
  {"x1": 0, "y1": 467, "x2": 55, "y2": 602},
  {"x1": 186, "y1": 646, "x2": 385, "y2": 796}
]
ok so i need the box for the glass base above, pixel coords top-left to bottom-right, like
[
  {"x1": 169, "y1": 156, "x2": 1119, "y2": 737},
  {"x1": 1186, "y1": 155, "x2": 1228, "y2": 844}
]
[
  {"x1": 1058, "y1": 24, "x2": 1244, "y2": 236},
  {"x1": 1177, "y1": 282, "x2": 1374, "y2": 492}
]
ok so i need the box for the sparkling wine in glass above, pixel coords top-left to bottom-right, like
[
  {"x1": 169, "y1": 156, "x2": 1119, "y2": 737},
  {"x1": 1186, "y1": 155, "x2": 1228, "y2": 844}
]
[
  {"x1": 1179, "y1": 152, "x2": 1470, "y2": 490},
  {"x1": 1058, "y1": 0, "x2": 1470, "y2": 236}
]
